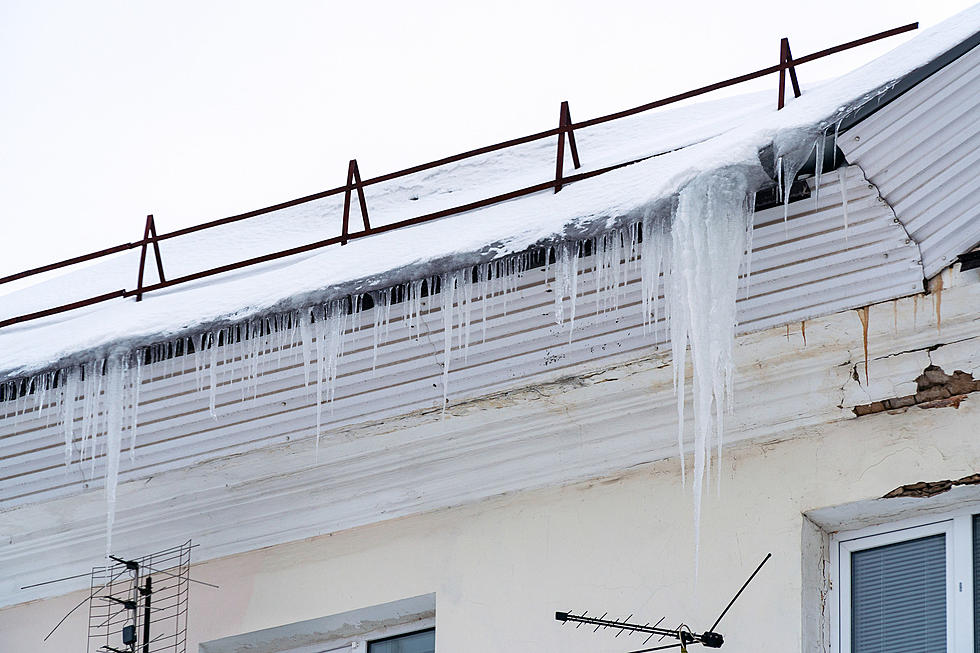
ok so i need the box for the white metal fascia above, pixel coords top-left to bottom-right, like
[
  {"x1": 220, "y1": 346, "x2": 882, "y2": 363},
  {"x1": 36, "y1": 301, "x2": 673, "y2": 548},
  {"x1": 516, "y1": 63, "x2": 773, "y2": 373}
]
[
  {"x1": 841, "y1": 42, "x2": 980, "y2": 279},
  {"x1": 0, "y1": 166, "x2": 918, "y2": 511}
]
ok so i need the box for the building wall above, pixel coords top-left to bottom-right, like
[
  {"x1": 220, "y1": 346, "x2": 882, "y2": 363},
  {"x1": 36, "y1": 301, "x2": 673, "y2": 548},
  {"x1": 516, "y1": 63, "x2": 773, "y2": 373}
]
[{"x1": 3, "y1": 391, "x2": 978, "y2": 653}]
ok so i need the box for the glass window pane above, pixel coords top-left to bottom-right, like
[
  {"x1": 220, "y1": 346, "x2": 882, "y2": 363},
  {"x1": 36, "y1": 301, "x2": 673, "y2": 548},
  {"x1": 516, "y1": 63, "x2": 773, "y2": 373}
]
[
  {"x1": 367, "y1": 628, "x2": 435, "y2": 653},
  {"x1": 851, "y1": 533, "x2": 946, "y2": 653}
]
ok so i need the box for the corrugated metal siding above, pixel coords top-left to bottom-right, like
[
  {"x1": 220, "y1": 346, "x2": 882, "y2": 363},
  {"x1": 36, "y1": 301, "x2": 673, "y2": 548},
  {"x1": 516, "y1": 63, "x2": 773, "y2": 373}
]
[
  {"x1": 841, "y1": 43, "x2": 980, "y2": 278},
  {"x1": 0, "y1": 166, "x2": 919, "y2": 507}
]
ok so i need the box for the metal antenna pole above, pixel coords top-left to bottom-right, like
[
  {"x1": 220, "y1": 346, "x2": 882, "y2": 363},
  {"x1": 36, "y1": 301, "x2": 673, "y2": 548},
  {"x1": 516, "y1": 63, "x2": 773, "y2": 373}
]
[
  {"x1": 709, "y1": 553, "x2": 772, "y2": 632},
  {"x1": 141, "y1": 577, "x2": 152, "y2": 653}
]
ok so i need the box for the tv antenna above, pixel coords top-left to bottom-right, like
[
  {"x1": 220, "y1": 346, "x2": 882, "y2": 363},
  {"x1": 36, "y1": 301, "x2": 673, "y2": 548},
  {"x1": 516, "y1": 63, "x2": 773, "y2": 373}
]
[
  {"x1": 28, "y1": 540, "x2": 217, "y2": 653},
  {"x1": 556, "y1": 553, "x2": 771, "y2": 652}
]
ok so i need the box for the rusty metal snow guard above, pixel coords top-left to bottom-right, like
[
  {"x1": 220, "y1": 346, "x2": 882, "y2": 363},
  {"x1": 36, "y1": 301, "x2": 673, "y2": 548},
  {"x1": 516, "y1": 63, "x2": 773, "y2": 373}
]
[{"x1": 0, "y1": 23, "x2": 917, "y2": 330}]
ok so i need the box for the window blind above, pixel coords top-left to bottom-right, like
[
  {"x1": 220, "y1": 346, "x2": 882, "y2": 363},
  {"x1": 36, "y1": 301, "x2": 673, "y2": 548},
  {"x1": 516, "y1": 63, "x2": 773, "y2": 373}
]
[{"x1": 850, "y1": 533, "x2": 946, "y2": 653}]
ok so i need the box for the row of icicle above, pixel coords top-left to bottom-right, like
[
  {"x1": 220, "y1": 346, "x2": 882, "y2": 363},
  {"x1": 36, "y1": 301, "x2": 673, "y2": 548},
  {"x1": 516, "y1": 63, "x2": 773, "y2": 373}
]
[{"x1": 2, "y1": 149, "x2": 854, "y2": 568}]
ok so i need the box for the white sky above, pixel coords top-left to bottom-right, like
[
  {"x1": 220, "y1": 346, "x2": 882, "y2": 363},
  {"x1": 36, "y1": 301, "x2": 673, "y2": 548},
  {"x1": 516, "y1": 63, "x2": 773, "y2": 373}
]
[{"x1": 0, "y1": 0, "x2": 975, "y2": 279}]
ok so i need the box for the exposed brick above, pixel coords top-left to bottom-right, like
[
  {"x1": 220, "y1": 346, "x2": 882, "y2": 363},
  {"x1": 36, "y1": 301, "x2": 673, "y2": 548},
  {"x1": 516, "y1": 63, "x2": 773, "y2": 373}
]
[
  {"x1": 854, "y1": 365, "x2": 976, "y2": 416},
  {"x1": 918, "y1": 394, "x2": 966, "y2": 409},
  {"x1": 948, "y1": 371, "x2": 976, "y2": 395},
  {"x1": 922, "y1": 365, "x2": 950, "y2": 386},
  {"x1": 890, "y1": 394, "x2": 916, "y2": 408},
  {"x1": 884, "y1": 473, "x2": 980, "y2": 499},
  {"x1": 915, "y1": 386, "x2": 951, "y2": 403}
]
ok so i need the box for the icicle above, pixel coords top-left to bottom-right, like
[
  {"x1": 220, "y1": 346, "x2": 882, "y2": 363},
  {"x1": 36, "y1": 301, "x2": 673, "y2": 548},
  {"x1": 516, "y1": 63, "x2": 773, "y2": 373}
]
[
  {"x1": 741, "y1": 193, "x2": 756, "y2": 300},
  {"x1": 311, "y1": 300, "x2": 349, "y2": 458},
  {"x1": 554, "y1": 242, "x2": 579, "y2": 341},
  {"x1": 776, "y1": 156, "x2": 783, "y2": 203},
  {"x1": 34, "y1": 372, "x2": 47, "y2": 415},
  {"x1": 78, "y1": 362, "x2": 92, "y2": 467},
  {"x1": 813, "y1": 137, "x2": 825, "y2": 210},
  {"x1": 593, "y1": 236, "x2": 605, "y2": 317},
  {"x1": 250, "y1": 321, "x2": 261, "y2": 399},
  {"x1": 312, "y1": 305, "x2": 326, "y2": 460},
  {"x1": 91, "y1": 361, "x2": 105, "y2": 476},
  {"x1": 371, "y1": 291, "x2": 384, "y2": 371},
  {"x1": 553, "y1": 247, "x2": 565, "y2": 327},
  {"x1": 194, "y1": 334, "x2": 205, "y2": 392},
  {"x1": 543, "y1": 245, "x2": 552, "y2": 293},
  {"x1": 61, "y1": 367, "x2": 78, "y2": 469},
  {"x1": 640, "y1": 217, "x2": 668, "y2": 338},
  {"x1": 405, "y1": 279, "x2": 424, "y2": 340},
  {"x1": 668, "y1": 240, "x2": 688, "y2": 490},
  {"x1": 668, "y1": 171, "x2": 753, "y2": 571},
  {"x1": 382, "y1": 288, "x2": 392, "y2": 344},
  {"x1": 460, "y1": 270, "x2": 473, "y2": 362},
  {"x1": 838, "y1": 165, "x2": 849, "y2": 241},
  {"x1": 833, "y1": 118, "x2": 842, "y2": 168},
  {"x1": 130, "y1": 353, "x2": 142, "y2": 461},
  {"x1": 440, "y1": 272, "x2": 458, "y2": 414},
  {"x1": 208, "y1": 331, "x2": 218, "y2": 418},
  {"x1": 103, "y1": 353, "x2": 127, "y2": 563},
  {"x1": 327, "y1": 300, "x2": 348, "y2": 405},
  {"x1": 782, "y1": 158, "x2": 792, "y2": 232},
  {"x1": 299, "y1": 309, "x2": 313, "y2": 387}
]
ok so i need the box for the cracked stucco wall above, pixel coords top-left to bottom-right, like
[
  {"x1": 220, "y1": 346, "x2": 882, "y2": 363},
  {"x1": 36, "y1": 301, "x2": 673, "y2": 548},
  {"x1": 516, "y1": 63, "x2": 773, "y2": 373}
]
[{"x1": 4, "y1": 385, "x2": 979, "y2": 653}]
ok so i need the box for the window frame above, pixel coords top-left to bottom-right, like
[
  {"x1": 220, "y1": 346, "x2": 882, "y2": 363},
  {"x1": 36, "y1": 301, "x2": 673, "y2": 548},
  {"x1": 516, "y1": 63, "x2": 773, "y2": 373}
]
[
  {"x1": 301, "y1": 618, "x2": 435, "y2": 653},
  {"x1": 829, "y1": 509, "x2": 975, "y2": 653},
  {"x1": 366, "y1": 627, "x2": 436, "y2": 653}
]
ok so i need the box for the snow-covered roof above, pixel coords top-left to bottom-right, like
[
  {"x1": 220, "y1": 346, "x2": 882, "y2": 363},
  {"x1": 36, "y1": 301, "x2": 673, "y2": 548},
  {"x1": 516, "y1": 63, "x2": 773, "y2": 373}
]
[{"x1": 2, "y1": 7, "x2": 979, "y2": 381}]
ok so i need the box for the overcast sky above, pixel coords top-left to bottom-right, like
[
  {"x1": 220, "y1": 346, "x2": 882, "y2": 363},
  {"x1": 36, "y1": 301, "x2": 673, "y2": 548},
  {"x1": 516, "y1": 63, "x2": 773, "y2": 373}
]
[{"x1": 0, "y1": 0, "x2": 974, "y2": 280}]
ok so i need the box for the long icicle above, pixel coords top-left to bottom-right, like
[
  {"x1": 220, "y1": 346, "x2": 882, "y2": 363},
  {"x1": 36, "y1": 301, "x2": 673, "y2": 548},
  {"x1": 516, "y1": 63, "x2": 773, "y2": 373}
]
[
  {"x1": 103, "y1": 353, "x2": 127, "y2": 563},
  {"x1": 669, "y1": 170, "x2": 753, "y2": 578}
]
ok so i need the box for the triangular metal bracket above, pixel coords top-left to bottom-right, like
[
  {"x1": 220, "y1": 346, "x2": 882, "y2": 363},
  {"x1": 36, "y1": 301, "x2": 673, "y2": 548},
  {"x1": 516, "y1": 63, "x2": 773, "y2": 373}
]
[
  {"x1": 554, "y1": 100, "x2": 582, "y2": 193},
  {"x1": 342, "y1": 159, "x2": 371, "y2": 245},
  {"x1": 135, "y1": 214, "x2": 166, "y2": 302},
  {"x1": 777, "y1": 37, "x2": 802, "y2": 110}
]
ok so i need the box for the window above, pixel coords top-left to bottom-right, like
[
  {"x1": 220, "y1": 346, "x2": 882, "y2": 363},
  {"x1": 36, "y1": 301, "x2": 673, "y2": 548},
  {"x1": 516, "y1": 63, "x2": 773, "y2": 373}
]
[
  {"x1": 198, "y1": 594, "x2": 435, "y2": 653},
  {"x1": 367, "y1": 628, "x2": 435, "y2": 653},
  {"x1": 832, "y1": 512, "x2": 975, "y2": 652}
]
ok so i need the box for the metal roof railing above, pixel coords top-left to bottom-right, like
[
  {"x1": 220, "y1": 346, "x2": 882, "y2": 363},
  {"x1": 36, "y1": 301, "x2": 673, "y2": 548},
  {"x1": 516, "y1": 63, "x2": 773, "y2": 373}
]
[{"x1": 0, "y1": 22, "x2": 917, "y2": 330}]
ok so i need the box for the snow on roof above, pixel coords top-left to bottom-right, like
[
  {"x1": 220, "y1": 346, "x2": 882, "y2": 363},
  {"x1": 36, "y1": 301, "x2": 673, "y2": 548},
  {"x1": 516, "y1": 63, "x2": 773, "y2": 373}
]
[{"x1": 2, "y1": 7, "x2": 979, "y2": 381}]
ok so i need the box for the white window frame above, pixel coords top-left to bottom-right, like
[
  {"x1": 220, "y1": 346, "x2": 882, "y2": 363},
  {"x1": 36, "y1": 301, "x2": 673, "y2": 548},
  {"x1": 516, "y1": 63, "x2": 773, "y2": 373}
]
[
  {"x1": 828, "y1": 509, "x2": 975, "y2": 653},
  {"x1": 199, "y1": 594, "x2": 435, "y2": 653}
]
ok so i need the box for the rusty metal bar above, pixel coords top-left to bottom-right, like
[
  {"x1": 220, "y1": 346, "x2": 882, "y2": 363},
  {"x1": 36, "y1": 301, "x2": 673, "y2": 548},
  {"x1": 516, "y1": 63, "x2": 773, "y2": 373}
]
[
  {"x1": 135, "y1": 215, "x2": 166, "y2": 302},
  {"x1": 341, "y1": 159, "x2": 371, "y2": 245},
  {"x1": 786, "y1": 39, "x2": 802, "y2": 98},
  {"x1": 574, "y1": 22, "x2": 916, "y2": 129},
  {"x1": 0, "y1": 290, "x2": 127, "y2": 329},
  {"x1": 0, "y1": 22, "x2": 916, "y2": 290},
  {"x1": 0, "y1": 242, "x2": 136, "y2": 286},
  {"x1": 123, "y1": 155, "x2": 650, "y2": 299},
  {"x1": 778, "y1": 38, "x2": 802, "y2": 110},
  {"x1": 0, "y1": 22, "x2": 919, "y2": 329},
  {"x1": 778, "y1": 39, "x2": 787, "y2": 110},
  {"x1": 554, "y1": 101, "x2": 582, "y2": 193}
]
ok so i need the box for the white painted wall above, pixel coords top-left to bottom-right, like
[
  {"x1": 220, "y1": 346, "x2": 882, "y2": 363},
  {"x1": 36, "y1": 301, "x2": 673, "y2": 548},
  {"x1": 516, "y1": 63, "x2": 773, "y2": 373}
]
[{"x1": 3, "y1": 389, "x2": 979, "y2": 652}]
